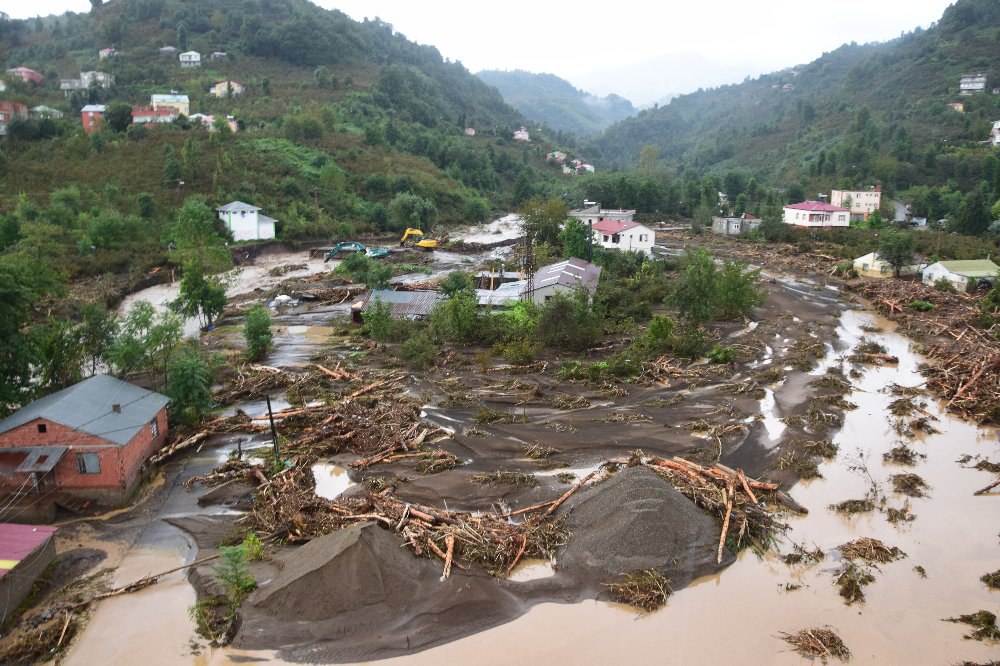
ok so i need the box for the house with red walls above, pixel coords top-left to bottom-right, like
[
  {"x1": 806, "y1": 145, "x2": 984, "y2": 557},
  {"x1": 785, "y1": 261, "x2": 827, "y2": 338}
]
[{"x1": 0, "y1": 375, "x2": 169, "y2": 508}]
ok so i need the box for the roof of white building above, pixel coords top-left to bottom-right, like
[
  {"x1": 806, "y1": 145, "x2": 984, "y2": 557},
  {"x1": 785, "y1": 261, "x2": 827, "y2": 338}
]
[{"x1": 217, "y1": 200, "x2": 261, "y2": 213}]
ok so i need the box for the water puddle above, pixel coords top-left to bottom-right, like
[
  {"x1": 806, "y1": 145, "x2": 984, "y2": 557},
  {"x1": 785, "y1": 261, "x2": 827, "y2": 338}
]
[
  {"x1": 508, "y1": 558, "x2": 556, "y2": 582},
  {"x1": 758, "y1": 387, "x2": 785, "y2": 443},
  {"x1": 311, "y1": 463, "x2": 356, "y2": 500}
]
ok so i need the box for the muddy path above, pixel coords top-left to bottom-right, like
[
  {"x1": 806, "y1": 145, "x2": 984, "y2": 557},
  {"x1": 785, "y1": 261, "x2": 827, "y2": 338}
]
[{"x1": 57, "y1": 234, "x2": 1000, "y2": 665}]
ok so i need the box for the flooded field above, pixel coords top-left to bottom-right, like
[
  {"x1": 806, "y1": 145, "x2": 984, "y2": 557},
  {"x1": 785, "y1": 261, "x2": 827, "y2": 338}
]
[{"x1": 56, "y1": 233, "x2": 1000, "y2": 665}]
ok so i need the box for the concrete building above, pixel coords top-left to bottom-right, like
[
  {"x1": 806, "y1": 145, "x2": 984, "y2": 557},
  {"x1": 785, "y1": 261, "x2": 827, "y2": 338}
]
[
  {"x1": 712, "y1": 213, "x2": 761, "y2": 236},
  {"x1": 528, "y1": 258, "x2": 602, "y2": 305},
  {"x1": 0, "y1": 101, "x2": 29, "y2": 136},
  {"x1": 591, "y1": 219, "x2": 654, "y2": 254},
  {"x1": 782, "y1": 201, "x2": 850, "y2": 228},
  {"x1": 0, "y1": 375, "x2": 169, "y2": 505},
  {"x1": 568, "y1": 204, "x2": 636, "y2": 226},
  {"x1": 852, "y1": 252, "x2": 923, "y2": 279},
  {"x1": 179, "y1": 51, "x2": 202, "y2": 68},
  {"x1": 831, "y1": 186, "x2": 882, "y2": 222},
  {"x1": 216, "y1": 201, "x2": 277, "y2": 241},
  {"x1": 150, "y1": 93, "x2": 190, "y2": 116},
  {"x1": 960, "y1": 73, "x2": 987, "y2": 95},
  {"x1": 209, "y1": 80, "x2": 243, "y2": 98}
]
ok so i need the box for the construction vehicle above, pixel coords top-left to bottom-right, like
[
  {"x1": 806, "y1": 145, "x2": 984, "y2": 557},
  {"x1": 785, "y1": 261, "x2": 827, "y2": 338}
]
[
  {"x1": 324, "y1": 242, "x2": 390, "y2": 262},
  {"x1": 399, "y1": 228, "x2": 438, "y2": 251}
]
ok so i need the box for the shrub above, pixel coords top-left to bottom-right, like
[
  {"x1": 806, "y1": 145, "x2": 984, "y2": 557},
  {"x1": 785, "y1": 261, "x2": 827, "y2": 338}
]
[
  {"x1": 535, "y1": 289, "x2": 603, "y2": 352},
  {"x1": 166, "y1": 350, "x2": 213, "y2": 425},
  {"x1": 362, "y1": 298, "x2": 393, "y2": 342},
  {"x1": 672, "y1": 326, "x2": 709, "y2": 359},
  {"x1": 706, "y1": 344, "x2": 737, "y2": 363},
  {"x1": 934, "y1": 278, "x2": 958, "y2": 293},
  {"x1": 430, "y1": 291, "x2": 480, "y2": 343},
  {"x1": 399, "y1": 332, "x2": 436, "y2": 370},
  {"x1": 908, "y1": 300, "x2": 935, "y2": 312},
  {"x1": 499, "y1": 339, "x2": 538, "y2": 364},
  {"x1": 243, "y1": 304, "x2": 272, "y2": 362},
  {"x1": 646, "y1": 315, "x2": 675, "y2": 349},
  {"x1": 213, "y1": 544, "x2": 256, "y2": 606}
]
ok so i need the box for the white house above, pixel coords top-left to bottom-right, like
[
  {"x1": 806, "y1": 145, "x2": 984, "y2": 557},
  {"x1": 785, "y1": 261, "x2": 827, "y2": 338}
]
[
  {"x1": 852, "y1": 252, "x2": 923, "y2": 279},
  {"x1": 513, "y1": 127, "x2": 529, "y2": 141},
  {"x1": 712, "y1": 213, "x2": 761, "y2": 236},
  {"x1": 990, "y1": 120, "x2": 1000, "y2": 147},
  {"x1": 591, "y1": 219, "x2": 654, "y2": 254},
  {"x1": 782, "y1": 201, "x2": 850, "y2": 228},
  {"x1": 179, "y1": 51, "x2": 202, "y2": 68},
  {"x1": 922, "y1": 259, "x2": 998, "y2": 292},
  {"x1": 960, "y1": 73, "x2": 987, "y2": 95},
  {"x1": 831, "y1": 186, "x2": 881, "y2": 222},
  {"x1": 569, "y1": 204, "x2": 636, "y2": 226},
  {"x1": 216, "y1": 201, "x2": 276, "y2": 241}
]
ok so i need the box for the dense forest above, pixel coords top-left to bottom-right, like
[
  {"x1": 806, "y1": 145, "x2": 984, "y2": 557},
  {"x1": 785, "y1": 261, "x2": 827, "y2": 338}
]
[{"x1": 477, "y1": 69, "x2": 636, "y2": 137}]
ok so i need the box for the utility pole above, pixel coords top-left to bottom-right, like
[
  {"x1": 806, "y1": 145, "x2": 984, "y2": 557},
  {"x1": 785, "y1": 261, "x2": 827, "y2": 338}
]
[{"x1": 265, "y1": 394, "x2": 279, "y2": 459}]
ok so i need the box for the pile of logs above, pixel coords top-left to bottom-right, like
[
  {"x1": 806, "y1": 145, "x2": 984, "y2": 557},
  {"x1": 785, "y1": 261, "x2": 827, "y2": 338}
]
[{"x1": 848, "y1": 279, "x2": 1000, "y2": 424}]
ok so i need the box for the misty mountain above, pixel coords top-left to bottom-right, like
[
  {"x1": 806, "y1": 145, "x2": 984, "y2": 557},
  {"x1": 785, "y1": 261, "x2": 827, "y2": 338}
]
[{"x1": 477, "y1": 69, "x2": 636, "y2": 136}]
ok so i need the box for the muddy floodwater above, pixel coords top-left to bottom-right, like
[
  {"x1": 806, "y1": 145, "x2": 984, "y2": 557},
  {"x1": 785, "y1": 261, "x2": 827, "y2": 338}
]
[{"x1": 70, "y1": 238, "x2": 1000, "y2": 665}]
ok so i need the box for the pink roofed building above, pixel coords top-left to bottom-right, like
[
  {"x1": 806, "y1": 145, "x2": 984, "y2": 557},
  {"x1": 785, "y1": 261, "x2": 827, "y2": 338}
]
[
  {"x1": 6, "y1": 67, "x2": 44, "y2": 85},
  {"x1": 782, "y1": 201, "x2": 850, "y2": 228},
  {"x1": 132, "y1": 106, "x2": 178, "y2": 124}
]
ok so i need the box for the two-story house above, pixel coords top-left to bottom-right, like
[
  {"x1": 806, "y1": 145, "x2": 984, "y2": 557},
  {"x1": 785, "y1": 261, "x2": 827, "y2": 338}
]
[
  {"x1": 209, "y1": 80, "x2": 244, "y2": 98},
  {"x1": 0, "y1": 101, "x2": 29, "y2": 137},
  {"x1": 151, "y1": 93, "x2": 190, "y2": 116},
  {"x1": 217, "y1": 201, "x2": 277, "y2": 241},
  {"x1": 960, "y1": 73, "x2": 987, "y2": 95},
  {"x1": 80, "y1": 104, "x2": 106, "y2": 134},
  {"x1": 782, "y1": 201, "x2": 850, "y2": 228},
  {"x1": 179, "y1": 51, "x2": 202, "y2": 68},
  {"x1": 6, "y1": 67, "x2": 43, "y2": 85},
  {"x1": 830, "y1": 186, "x2": 882, "y2": 222}
]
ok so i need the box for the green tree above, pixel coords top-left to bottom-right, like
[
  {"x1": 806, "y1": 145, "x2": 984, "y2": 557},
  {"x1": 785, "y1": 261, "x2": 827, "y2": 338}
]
[
  {"x1": 535, "y1": 289, "x2": 603, "y2": 352},
  {"x1": 691, "y1": 204, "x2": 712, "y2": 235},
  {"x1": 521, "y1": 197, "x2": 568, "y2": 245},
  {"x1": 136, "y1": 192, "x2": 155, "y2": 219},
  {"x1": 877, "y1": 230, "x2": 915, "y2": 277},
  {"x1": 430, "y1": 291, "x2": 480, "y2": 343},
  {"x1": 559, "y1": 217, "x2": 590, "y2": 260},
  {"x1": 439, "y1": 271, "x2": 473, "y2": 297},
  {"x1": 176, "y1": 21, "x2": 188, "y2": 51},
  {"x1": 168, "y1": 197, "x2": 231, "y2": 271},
  {"x1": 715, "y1": 261, "x2": 764, "y2": 319},
  {"x1": 243, "y1": 304, "x2": 272, "y2": 361},
  {"x1": 173, "y1": 261, "x2": 226, "y2": 328},
  {"x1": 670, "y1": 249, "x2": 717, "y2": 323},
  {"x1": 335, "y1": 252, "x2": 392, "y2": 289},
  {"x1": 313, "y1": 65, "x2": 329, "y2": 88},
  {"x1": 389, "y1": 192, "x2": 437, "y2": 232},
  {"x1": 104, "y1": 101, "x2": 132, "y2": 133},
  {"x1": 79, "y1": 303, "x2": 117, "y2": 375},
  {"x1": 107, "y1": 301, "x2": 183, "y2": 386},
  {"x1": 362, "y1": 298, "x2": 393, "y2": 343},
  {"x1": 261, "y1": 76, "x2": 271, "y2": 96},
  {"x1": 36, "y1": 319, "x2": 84, "y2": 392},
  {"x1": 167, "y1": 350, "x2": 213, "y2": 424}
]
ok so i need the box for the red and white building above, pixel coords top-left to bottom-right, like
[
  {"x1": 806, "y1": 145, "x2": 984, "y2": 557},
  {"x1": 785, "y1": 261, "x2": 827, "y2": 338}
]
[
  {"x1": 80, "y1": 104, "x2": 106, "y2": 133},
  {"x1": 6, "y1": 67, "x2": 44, "y2": 85},
  {"x1": 591, "y1": 219, "x2": 654, "y2": 253},
  {"x1": 0, "y1": 375, "x2": 169, "y2": 506},
  {"x1": 132, "y1": 105, "x2": 178, "y2": 124},
  {"x1": 0, "y1": 101, "x2": 29, "y2": 137},
  {"x1": 782, "y1": 201, "x2": 850, "y2": 228}
]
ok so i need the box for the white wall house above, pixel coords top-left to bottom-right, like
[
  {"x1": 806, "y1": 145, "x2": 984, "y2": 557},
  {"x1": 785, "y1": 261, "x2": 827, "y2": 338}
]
[
  {"x1": 922, "y1": 259, "x2": 999, "y2": 292},
  {"x1": 179, "y1": 51, "x2": 201, "y2": 68},
  {"x1": 991, "y1": 120, "x2": 1000, "y2": 147},
  {"x1": 513, "y1": 127, "x2": 529, "y2": 141},
  {"x1": 568, "y1": 205, "x2": 636, "y2": 226},
  {"x1": 852, "y1": 252, "x2": 923, "y2": 279},
  {"x1": 831, "y1": 186, "x2": 881, "y2": 221},
  {"x1": 217, "y1": 201, "x2": 276, "y2": 241},
  {"x1": 782, "y1": 201, "x2": 850, "y2": 228},
  {"x1": 591, "y1": 219, "x2": 654, "y2": 253},
  {"x1": 960, "y1": 73, "x2": 987, "y2": 95},
  {"x1": 712, "y1": 213, "x2": 761, "y2": 236}
]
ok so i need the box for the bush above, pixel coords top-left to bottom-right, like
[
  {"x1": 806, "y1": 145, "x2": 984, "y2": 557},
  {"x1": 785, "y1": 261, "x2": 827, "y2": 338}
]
[
  {"x1": 243, "y1": 304, "x2": 272, "y2": 362},
  {"x1": 646, "y1": 315, "x2": 675, "y2": 350},
  {"x1": 535, "y1": 289, "x2": 603, "y2": 352},
  {"x1": 166, "y1": 350, "x2": 213, "y2": 425},
  {"x1": 672, "y1": 326, "x2": 709, "y2": 359},
  {"x1": 362, "y1": 298, "x2": 393, "y2": 342},
  {"x1": 908, "y1": 300, "x2": 935, "y2": 312},
  {"x1": 399, "y1": 332, "x2": 436, "y2": 370},
  {"x1": 430, "y1": 291, "x2": 480, "y2": 343},
  {"x1": 706, "y1": 344, "x2": 737, "y2": 364},
  {"x1": 933, "y1": 278, "x2": 958, "y2": 293},
  {"x1": 497, "y1": 339, "x2": 538, "y2": 364},
  {"x1": 213, "y1": 545, "x2": 256, "y2": 606}
]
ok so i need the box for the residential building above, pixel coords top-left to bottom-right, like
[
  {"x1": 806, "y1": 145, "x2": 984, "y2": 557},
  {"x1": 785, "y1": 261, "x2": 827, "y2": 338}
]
[
  {"x1": 131, "y1": 106, "x2": 178, "y2": 124},
  {"x1": 712, "y1": 213, "x2": 762, "y2": 236},
  {"x1": 6, "y1": 67, "x2": 43, "y2": 85},
  {"x1": 151, "y1": 93, "x2": 190, "y2": 116},
  {"x1": 0, "y1": 525, "x2": 57, "y2": 615},
  {"x1": 513, "y1": 127, "x2": 529, "y2": 141},
  {"x1": 830, "y1": 185, "x2": 882, "y2": 222},
  {"x1": 210, "y1": 51, "x2": 228, "y2": 60},
  {"x1": 216, "y1": 201, "x2": 277, "y2": 241},
  {"x1": 159, "y1": 46, "x2": 178, "y2": 56},
  {"x1": 30, "y1": 105, "x2": 63, "y2": 119},
  {"x1": 947, "y1": 102, "x2": 965, "y2": 113},
  {"x1": 547, "y1": 151, "x2": 567, "y2": 164},
  {"x1": 60, "y1": 71, "x2": 115, "y2": 95},
  {"x1": 0, "y1": 80, "x2": 6, "y2": 93},
  {"x1": 577, "y1": 163, "x2": 595, "y2": 173},
  {"x1": 98, "y1": 47, "x2": 119, "y2": 59},
  {"x1": 179, "y1": 51, "x2": 202, "y2": 68},
  {"x1": 990, "y1": 120, "x2": 1000, "y2": 147},
  {"x1": 464, "y1": 127, "x2": 476, "y2": 136},
  {"x1": 591, "y1": 219, "x2": 655, "y2": 254},
  {"x1": 959, "y1": 73, "x2": 987, "y2": 95},
  {"x1": 782, "y1": 201, "x2": 850, "y2": 228},
  {"x1": 852, "y1": 252, "x2": 923, "y2": 279},
  {"x1": 0, "y1": 101, "x2": 29, "y2": 136},
  {"x1": 528, "y1": 258, "x2": 602, "y2": 305},
  {"x1": 922, "y1": 259, "x2": 999, "y2": 292},
  {"x1": 0, "y1": 375, "x2": 169, "y2": 505},
  {"x1": 80, "y1": 104, "x2": 106, "y2": 133},
  {"x1": 209, "y1": 80, "x2": 244, "y2": 98},
  {"x1": 58, "y1": 79, "x2": 83, "y2": 94},
  {"x1": 189, "y1": 113, "x2": 238, "y2": 132},
  {"x1": 351, "y1": 290, "x2": 445, "y2": 322},
  {"x1": 568, "y1": 204, "x2": 636, "y2": 226}
]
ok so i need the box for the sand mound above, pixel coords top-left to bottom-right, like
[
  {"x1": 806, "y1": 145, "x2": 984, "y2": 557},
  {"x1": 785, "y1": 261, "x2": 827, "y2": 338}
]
[
  {"x1": 557, "y1": 466, "x2": 731, "y2": 588},
  {"x1": 235, "y1": 522, "x2": 525, "y2": 662}
]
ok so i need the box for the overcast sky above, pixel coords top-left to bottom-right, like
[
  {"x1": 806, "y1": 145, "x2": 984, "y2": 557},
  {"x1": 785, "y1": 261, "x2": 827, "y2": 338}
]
[{"x1": 11, "y1": 0, "x2": 958, "y2": 102}]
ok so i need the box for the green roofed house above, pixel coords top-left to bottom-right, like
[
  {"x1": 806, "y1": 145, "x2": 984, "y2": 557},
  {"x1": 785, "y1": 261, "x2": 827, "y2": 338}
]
[{"x1": 922, "y1": 259, "x2": 999, "y2": 292}]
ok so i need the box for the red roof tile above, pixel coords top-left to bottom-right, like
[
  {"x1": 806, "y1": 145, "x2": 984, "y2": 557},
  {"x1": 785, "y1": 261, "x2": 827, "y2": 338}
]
[
  {"x1": 592, "y1": 219, "x2": 644, "y2": 234},
  {"x1": 785, "y1": 201, "x2": 849, "y2": 213}
]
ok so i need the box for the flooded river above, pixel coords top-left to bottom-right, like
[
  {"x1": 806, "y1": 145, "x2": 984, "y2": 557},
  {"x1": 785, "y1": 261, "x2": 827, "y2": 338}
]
[{"x1": 73, "y1": 238, "x2": 1000, "y2": 665}]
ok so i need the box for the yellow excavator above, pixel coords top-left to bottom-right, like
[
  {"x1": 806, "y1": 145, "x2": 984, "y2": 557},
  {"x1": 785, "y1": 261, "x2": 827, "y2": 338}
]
[{"x1": 399, "y1": 228, "x2": 438, "y2": 251}]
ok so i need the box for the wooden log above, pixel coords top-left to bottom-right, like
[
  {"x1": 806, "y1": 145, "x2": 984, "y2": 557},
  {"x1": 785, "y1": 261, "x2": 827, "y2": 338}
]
[
  {"x1": 443, "y1": 534, "x2": 455, "y2": 579},
  {"x1": 859, "y1": 353, "x2": 899, "y2": 364},
  {"x1": 148, "y1": 431, "x2": 210, "y2": 466},
  {"x1": 717, "y1": 479, "x2": 735, "y2": 564},
  {"x1": 736, "y1": 469, "x2": 758, "y2": 505},
  {"x1": 974, "y1": 477, "x2": 1000, "y2": 496},
  {"x1": 542, "y1": 470, "x2": 598, "y2": 517},
  {"x1": 947, "y1": 359, "x2": 997, "y2": 408},
  {"x1": 507, "y1": 534, "x2": 529, "y2": 575},
  {"x1": 775, "y1": 490, "x2": 809, "y2": 514}
]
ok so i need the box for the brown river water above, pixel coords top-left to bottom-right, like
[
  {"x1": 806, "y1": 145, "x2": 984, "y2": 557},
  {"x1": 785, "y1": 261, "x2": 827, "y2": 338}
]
[{"x1": 70, "y1": 272, "x2": 1000, "y2": 665}]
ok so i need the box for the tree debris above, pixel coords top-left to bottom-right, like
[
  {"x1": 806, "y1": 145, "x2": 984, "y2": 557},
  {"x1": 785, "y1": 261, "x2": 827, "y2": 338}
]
[{"x1": 780, "y1": 627, "x2": 851, "y2": 663}]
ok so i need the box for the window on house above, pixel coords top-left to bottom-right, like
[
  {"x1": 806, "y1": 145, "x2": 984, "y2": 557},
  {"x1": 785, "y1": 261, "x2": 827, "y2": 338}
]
[
  {"x1": 37, "y1": 423, "x2": 47, "y2": 433},
  {"x1": 77, "y1": 452, "x2": 100, "y2": 474},
  {"x1": 151, "y1": 417, "x2": 159, "y2": 438}
]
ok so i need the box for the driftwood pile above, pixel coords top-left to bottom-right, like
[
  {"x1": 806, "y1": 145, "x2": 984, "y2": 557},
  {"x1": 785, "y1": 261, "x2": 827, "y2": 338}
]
[{"x1": 849, "y1": 279, "x2": 1000, "y2": 424}]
